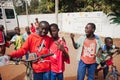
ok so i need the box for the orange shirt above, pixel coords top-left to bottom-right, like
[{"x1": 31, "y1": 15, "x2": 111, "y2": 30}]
[{"x1": 81, "y1": 38, "x2": 96, "y2": 64}]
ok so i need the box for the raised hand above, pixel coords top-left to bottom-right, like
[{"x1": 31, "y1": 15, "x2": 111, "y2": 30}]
[
  {"x1": 70, "y1": 33, "x2": 75, "y2": 39},
  {"x1": 55, "y1": 41, "x2": 65, "y2": 51}
]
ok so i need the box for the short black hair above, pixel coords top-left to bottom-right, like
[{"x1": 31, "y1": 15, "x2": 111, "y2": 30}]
[
  {"x1": 0, "y1": 25, "x2": 4, "y2": 28},
  {"x1": 104, "y1": 37, "x2": 113, "y2": 42},
  {"x1": 14, "y1": 27, "x2": 20, "y2": 30},
  {"x1": 49, "y1": 23, "x2": 59, "y2": 29},
  {"x1": 87, "y1": 23, "x2": 96, "y2": 30},
  {"x1": 39, "y1": 21, "x2": 49, "y2": 27}
]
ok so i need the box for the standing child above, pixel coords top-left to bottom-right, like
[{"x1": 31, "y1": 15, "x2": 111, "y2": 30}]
[
  {"x1": 0, "y1": 25, "x2": 6, "y2": 56},
  {"x1": 22, "y1": 26, "x2": 31, "y2": 60},
  {"x1": 35, "y1": 18, "x2": 39, "y2": 30},
  {"x1": 70, "y1": 23, "x2": 103, "y2": 80},
  {"x1": 30, "y1": 23, "x2": 36, "y2": 33},
  {"x1": 8, "y1": 21, "x2": 51, "y2": 80},
  {"x1": 10, "y1": 27, "x2": 23, "y2": 50},
  {"x1": 49, "y1": 23, "x2": 70, "y2": 80},
  {"x1": 0, "y1": 25, "x2": 6, "y2": 80}
]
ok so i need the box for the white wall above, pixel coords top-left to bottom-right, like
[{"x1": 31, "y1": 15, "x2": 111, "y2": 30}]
[{"x1": 18, "y1": 12, "x2": 120, "y2": 38}]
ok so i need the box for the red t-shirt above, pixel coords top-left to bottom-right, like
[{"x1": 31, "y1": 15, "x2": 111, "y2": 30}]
[
  {"x1": 0, "y1": 31, "x2": 5, "y2": 45},
  {"x1": 81, "y1": 38, "x2": 96, "y2": 64},
  {"x1": 50, "y1": 37, "x2": 70, "y2": 73},
  {"x1": 10, "y1": 33, "x2": 51, "y2": 73},
  {"x1": 30, "y1": 26, "x2": 36, "y2": 33}
]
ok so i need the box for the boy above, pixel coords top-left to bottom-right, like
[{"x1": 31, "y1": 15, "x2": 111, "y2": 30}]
[
  {"x1": 70, "y1": 23, "x2": 103, "y2": 80},
  {"x1": 22, "y1": 26, "x2": 31, "y2": 41},
  {"x1": 10, "y1": 27, "x2": 23, "y2": 50},
  {"x1": 0, "y1": 25, "x2": 6, "y2": 56},
  {"x1": 98, "y1": 37, "x2": 120, "y2": 79},
  {"x1": 8, "y1": 21, "x2": 51, "y2": 80},
  {"x1": 22, "y1": 26, "x2": 31, "y2": 60},
  {"x1": 30, "y1": 23, "x2": 36, "y2": 33},
  {"x1": 49, "y1": 23, "x2": 70, "y2": 80}
]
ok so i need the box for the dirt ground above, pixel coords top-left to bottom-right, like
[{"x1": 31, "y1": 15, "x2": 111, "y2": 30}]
[{"x1": 0, "y1": 30, "x2": 120, "y2": 80}]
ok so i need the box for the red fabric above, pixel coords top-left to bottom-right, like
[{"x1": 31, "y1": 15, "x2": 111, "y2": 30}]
[
  {"x1": 0, "y1": 31, "x2": 4, "y2": 44},
  {"x1": 5, "y1": 41, "x2": 10, "y2": 47},
  {"x1": 30, "y1": 26, "x2": 36, "y2": 33},
  {"x1": 106, "y1": 57, "x2": 113, "y2": 66},
  {"x1": 10, "y1": 33, "x2": 51, "y2": 73},
  {"x1": 50, "y1": 38, "x2": 70, "y2": 73}
]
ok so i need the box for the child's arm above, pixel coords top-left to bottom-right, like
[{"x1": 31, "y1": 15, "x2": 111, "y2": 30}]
[{"x1": 70, "y1": 33, "x2": 77, "y2": 49}]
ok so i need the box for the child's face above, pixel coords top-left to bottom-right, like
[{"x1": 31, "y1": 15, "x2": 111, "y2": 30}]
[
  {"x1": 15, "y1": 27, "x2": 20, "y2": 35},
  {"x1": 25, "y1": 27, "x2": 30, "y2": 33},
  {"x1": 50, "y1": 26, "x2": 59, "y2": 39},
  {"x1": 39, "y1": 23, "x2": 49, "y2": 37},
  {"x1": 105, "y1": 39, "x2": 113, "y2": 48},
  {"x1": 85, "y1": 24, "x2": 94, "y2": 37}
]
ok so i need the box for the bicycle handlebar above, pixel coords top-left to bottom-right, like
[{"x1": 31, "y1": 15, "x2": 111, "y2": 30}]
[
  {"x1": 99, "y1": 50, "x2": 120, "y2": 63},
  {"x1": 11, "y1": 53, "x2": 54, "y2": 63}
]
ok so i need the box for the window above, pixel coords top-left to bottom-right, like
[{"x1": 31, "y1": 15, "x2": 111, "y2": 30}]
[
  {"x1": 5, "y1": 9, "x2": 15, "y2": 19},
  {"x1": 0, "y1": 8, "x2": 2, "y2": 19}
]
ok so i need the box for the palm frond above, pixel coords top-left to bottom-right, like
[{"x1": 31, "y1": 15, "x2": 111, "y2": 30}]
[{"x1": 108, "y1": 13, "x2": 120, "y2": 24}]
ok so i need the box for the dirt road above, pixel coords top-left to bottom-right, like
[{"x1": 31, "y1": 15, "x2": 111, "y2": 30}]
[{"x1": 0, "y1": 32, "x2": 120, "y2": 80}]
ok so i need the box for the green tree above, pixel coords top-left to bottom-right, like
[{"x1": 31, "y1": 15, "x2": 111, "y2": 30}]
[
  {"x1": 105, "y1": 0, "x2": 120, "y2": 24},
  {"x1": 29, "y1": 0, "x2": 39, "y2": 14}
]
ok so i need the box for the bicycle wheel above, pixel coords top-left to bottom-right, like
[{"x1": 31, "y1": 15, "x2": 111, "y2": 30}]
[
  {"x1": 105, "y1": 72, "x2": 119, "y2": 80},
  {"x1": 116, "y1": 71, "x2": 120, "y2": 76}
]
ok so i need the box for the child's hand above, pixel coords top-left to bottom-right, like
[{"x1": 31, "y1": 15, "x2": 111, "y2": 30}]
[
  {"x1": 62, "y1": 37, "x2": 66, "y2": 42},
  {"x1": 96, "y1": 53, "x2": 101, "y2": 58},
  {"x1": 70, "y1": 33, "x2": 75, "y2": 39},
  {"x1": 55, "y1": 41, "x2": 65, "y2": 52}
]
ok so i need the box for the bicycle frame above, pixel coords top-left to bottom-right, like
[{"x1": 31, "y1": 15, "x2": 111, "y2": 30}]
[
  {"x1": 96, "y1": 50, "x2": 120, "y2": 80},
  {"x1": 11, "y1": 53, "x2": 54, "y2": 80}
]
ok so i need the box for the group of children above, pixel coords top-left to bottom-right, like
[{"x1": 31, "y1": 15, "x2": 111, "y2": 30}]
[
  {"x1": 0, "y1": 21, "x2": 120, "y2": 80},
  {"x1": 0, "y1": 20, "x2": 70, "y2": 80}
]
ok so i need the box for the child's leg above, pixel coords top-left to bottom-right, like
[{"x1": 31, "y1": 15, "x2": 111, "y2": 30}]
[
  {"x1": 0, "y1": 45, "x2": 6, "y2": 56},
  {"x1": 88, "y1": 63, "x2": 96, "y2": 80},
  {"x1": 33, "y1": 72, "x2": 43, "y2": 80},
  {"x1": 43, "y1": 71, "x2": 50, "y2": 80},
  {"x1": 57, "y1": 72, "x2": 63, "y2": 80},
  {"x1": 50, "y1": 71, "x2": 56, "y2": 80},
  {"x1": 0, "y1": 74, "x2": 2, "y2": 80},
  {"x1": 101, "y1": 62, "x2": 109, "y2": 79},
  {"x1": 103, "y1": 65, "x2": 109, "y2": 79},
  {"x1": 77, "y1": 60, "x2": 86, "y2": 80}
]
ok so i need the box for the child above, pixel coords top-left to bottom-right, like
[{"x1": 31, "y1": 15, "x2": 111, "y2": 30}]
[
  {"x1": 22, "y1": 26, "x2": 31, "y2": 60},
  {"x1": 30, "y1": 23, "x2": 36, "y2": 33},
  {"x1": 70, "y1": 23, "x2": 103, "y2": 80},
  {"x1": 49, "y1": 23, "x2": 70, "y2": 80},
  {"x1": 10, "y1": 27, "x2": 23, "y2": 50},
  {"x1": 34, "y1": 18, "x2": 39, "y2": 31},
  {"x1": 22, "y1": 26, "x2": 31, "y2": 41},
  {"x1": 8, "y1": 21, "x2": 51, "y2": 80},
  {"x1": 0, "y1": 25, "x2": 6, "y2": 56},
  {"x1": 98, "y1": 37, "x2": 120, "y2": 79},
  {"x1": 0, "y1": 25, "x2": 6, "y2": 80}
]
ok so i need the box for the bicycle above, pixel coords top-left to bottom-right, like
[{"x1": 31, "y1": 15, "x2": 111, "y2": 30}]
[
  {"x1": 96, "y1": 50, "x2": 120, "y2": 80},
  {"x1": 11, "y1": 53, "x2": 54, "y2": 80}
]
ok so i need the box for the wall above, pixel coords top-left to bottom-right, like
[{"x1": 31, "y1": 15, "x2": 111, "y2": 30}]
[{"x1": 17, "y1": 12, "x2": 120, "y2": 38}]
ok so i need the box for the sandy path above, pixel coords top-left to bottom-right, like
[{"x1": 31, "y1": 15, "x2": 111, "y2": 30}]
[{"x1": 0, "y1": 32, "x2": 120, "y2": 80}]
